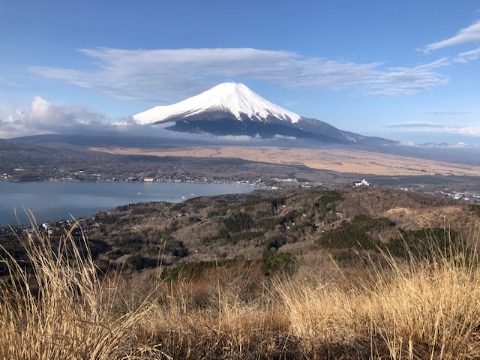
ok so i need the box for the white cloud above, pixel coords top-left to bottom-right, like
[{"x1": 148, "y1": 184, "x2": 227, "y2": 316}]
[
  {"x1": 273, "y1": 134, "x2": 297, "y2": 140},
  {"x1": 29, "y1": 47, "x2": 449, "y2": 103},
  {"x1": 0, "y1": 96, "x2": 127, "y2": 138},
  {"x1": 386, "y1": 121, "x2": 480, "y2": 138},
  {"x1": 26, "y1": 96, "x2": 112, "y2": 130},
  {"x1": 215, "y1": 134, "x2": 261, "y2": 142},
  {"x1": 450, "y1": 125, "x2": 480, "y2": 136},
  {"x1": 423, "y1": 20, "x2": 480, "y2": 53},
  {"x1": 399, "y1": 141, "x2": 470, "y2": 148},
  {"x1": 365, "y1": 58, "x2": 450, "y2": 95},
  {"x1": 454, "y1": 47, "x2": 480, "y2": 63}
]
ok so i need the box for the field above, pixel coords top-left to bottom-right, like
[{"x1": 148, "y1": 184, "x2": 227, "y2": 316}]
[{"x1": 90, "y1": 145, "x2": 480, "y2": 176}]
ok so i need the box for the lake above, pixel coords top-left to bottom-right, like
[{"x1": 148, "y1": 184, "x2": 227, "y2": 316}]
[{"x1": 0, "y1": 181, "x2": 254, "y2": 227}]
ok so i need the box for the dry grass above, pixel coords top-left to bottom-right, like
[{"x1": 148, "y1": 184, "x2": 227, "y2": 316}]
[
  {"x1": 2, "y1": 225, "x2": 480, "y2": 359},
  {"x1": 0, "y1": 225, "x2": 152, "y2": 359},
  {"x1": 277, "y1": 244, "x2": 480, "y2": 359},
  {"x1": 89, "y1": 145, "x2": 480, "y2": 176}
]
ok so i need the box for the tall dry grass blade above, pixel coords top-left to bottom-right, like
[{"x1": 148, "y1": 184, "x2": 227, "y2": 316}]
[{"x1": 0, "y1": 218, "x2": 154, "y2": 359}]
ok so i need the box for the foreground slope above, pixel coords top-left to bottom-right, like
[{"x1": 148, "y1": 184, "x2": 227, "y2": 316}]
[{"x1": 2, "y1": 186, "x2": 480, "y2": 359}]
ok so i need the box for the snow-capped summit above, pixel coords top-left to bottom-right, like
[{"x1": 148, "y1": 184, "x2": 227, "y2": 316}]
[{"x1": 133, "y1": 82, "x2": 301, "y2": 125}]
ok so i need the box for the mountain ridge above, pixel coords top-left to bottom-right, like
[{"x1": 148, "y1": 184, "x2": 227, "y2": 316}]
[{"x1": 133, "y1": 83, "x2": 395, "y2": 146}]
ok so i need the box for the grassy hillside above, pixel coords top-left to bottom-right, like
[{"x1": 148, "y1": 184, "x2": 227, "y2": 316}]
[
  {"x1": 77, "y1": 186, "x2": 480, "y2": 273},
  {"x1": 2, "y1": 186, "x2": 480, "y2": 358},
  {"x1": 1, "y1": 219, "x2": 480, "y2": 358}
]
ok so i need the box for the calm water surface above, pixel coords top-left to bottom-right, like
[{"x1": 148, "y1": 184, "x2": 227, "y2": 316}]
[{"x1": 0, "y1": 181, "x2": 254, "y2": 226}]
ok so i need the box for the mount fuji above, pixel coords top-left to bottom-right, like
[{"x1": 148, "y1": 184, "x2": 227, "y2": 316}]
[{"x1": 133, "y1": 83, "x2": 394, "y2": 146}]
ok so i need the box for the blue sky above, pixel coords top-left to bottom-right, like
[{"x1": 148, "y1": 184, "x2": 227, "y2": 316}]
[{"x1": 1, "y1": 0, "x2": 480, "y2": 145}]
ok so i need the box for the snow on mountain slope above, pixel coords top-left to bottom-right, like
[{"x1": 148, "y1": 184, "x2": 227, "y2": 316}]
[{"x1": 133, "y1": 83, "x2": 301, "y2": 125}]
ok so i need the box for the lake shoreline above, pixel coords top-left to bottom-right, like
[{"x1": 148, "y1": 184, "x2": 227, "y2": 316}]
[{"x1": 0, "y1": 181, "x2": 257, "y2": 227}]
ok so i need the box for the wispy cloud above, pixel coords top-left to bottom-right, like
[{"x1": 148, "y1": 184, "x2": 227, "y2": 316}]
[
  {"x1": 422, "y1": 19, "x2": 480, "y2": 53},
  {"x1": 454, "y1": 47, "x2": 480, "y2": 63},
  {"x1": 365, "y1": 58, "x2": 449, "y2": 95},
  {"x1": 0, "y1": 74, "x2": 22, "y2": 87},
  {"x1": 450, "y1": 125, "x2": 480, "y2": 136},
  {"x1": 30, "y1": 47, "x2": 449, "y2": 103},
  {"x1": 386, "y1": 121, "x2": 445, "y2": 128},
  {"x1": 283, "y1": 100, "x2": 298, "y2": 107},
  {"x1": 386, "y1": 121, "x2": 480, "y2": 137},
  {"x1": 399, "y1": 140, "x2": 470, "y2": 148},
  {"x1": 421, "y1": 111, "x2": 470, "y2": 115}
]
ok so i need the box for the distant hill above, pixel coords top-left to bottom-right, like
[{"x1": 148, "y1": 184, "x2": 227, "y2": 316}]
[{"x1": 4, "y1": 186, "x2": 475, "y2": 272}]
